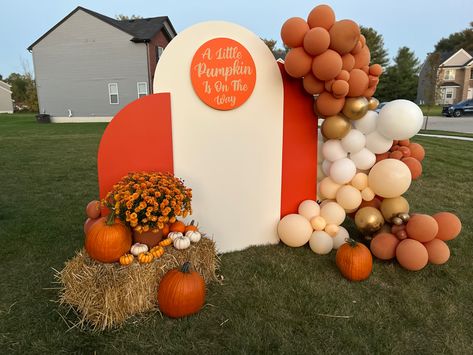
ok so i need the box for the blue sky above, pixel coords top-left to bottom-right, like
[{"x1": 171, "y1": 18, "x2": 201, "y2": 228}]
[{"x1": 1, "y1": 0, "x2": 472, "y2": 77}]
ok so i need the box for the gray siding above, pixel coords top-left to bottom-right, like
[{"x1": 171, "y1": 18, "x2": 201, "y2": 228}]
[
  {"x1": 0, "y1": 82, "x2": 14, "y2": 113},
  {"x1": 32, "y1": 9, "x2": 149, "y2": 117}
]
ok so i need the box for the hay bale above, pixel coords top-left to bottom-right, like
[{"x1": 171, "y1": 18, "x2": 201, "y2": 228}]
[{"x1": 56, "y1": 237, "x2": 219, "y2": 330}]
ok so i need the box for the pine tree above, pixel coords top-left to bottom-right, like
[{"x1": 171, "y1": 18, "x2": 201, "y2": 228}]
[{"x1": 360, "y1": 26, "x2": 389, "y2": 68}]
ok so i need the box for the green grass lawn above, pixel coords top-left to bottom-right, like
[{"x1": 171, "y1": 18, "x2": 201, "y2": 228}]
[
  {"x1": 1, "y1": 114, "x2": 472, "y2": 353},
  {"x1": 419, "y1": 105, "x2": 443, "y2": 117}
]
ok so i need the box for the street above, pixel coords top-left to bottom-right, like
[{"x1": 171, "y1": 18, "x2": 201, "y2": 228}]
[{"x1": 422, "y1": 116, "x2": 473, "y2": 133}]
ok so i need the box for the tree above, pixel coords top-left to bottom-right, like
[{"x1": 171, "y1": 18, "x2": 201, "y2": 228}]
[
  {"x1": 115, "y1": 14, "x2": 143, "y2": 20},
  {"x1": 434, "y1": 22, "x2": 473, "y2": 53},
  {"x1": 5, "y1": 72, "x2": 38, "y2": 112},
  {"x1": 261, "y1": 38, "x2": 288, "y2": 60},
  {"x1": 0, "y1": 74, "x2": 3, "y2": 81},
  {"x1": 360, "y1": 26, "x2": 389, "y2": 68},
  {"x1": 421, "y1": 52, "x2": 442, "y2": 110}
]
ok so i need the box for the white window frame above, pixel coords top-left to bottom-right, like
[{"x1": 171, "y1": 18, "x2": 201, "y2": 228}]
[
  {"x1": 444, "y1": 69, "x2": 455, "y2": 80},
  {"x1": 156, "y1": 46, "x2": 164, "y2": 62},
  {"x1": 445, "y1": 88, "x2": 454, "y2": 99},
  {"x1": 137, "y1": 82, "x2": 148, "y2": 98},
  {"x1": 108, "y1": 83, "x2": 119, "y2": 105}
]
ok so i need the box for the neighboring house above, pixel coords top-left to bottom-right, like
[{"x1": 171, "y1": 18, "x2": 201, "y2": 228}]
[
  {"x1": 417, "y1": 49, "x2": 473, "y2": 106},
  {"x1": 28, "y1": 6, "x2": 177, "y2": 122},
  {"x1": 0, "y1": 81, "x2": 14, "y2": 113}
]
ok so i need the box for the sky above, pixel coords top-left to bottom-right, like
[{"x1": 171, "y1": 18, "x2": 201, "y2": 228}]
[{"x1": 1, "y1": 0, "x2": 472, "y2": 77}]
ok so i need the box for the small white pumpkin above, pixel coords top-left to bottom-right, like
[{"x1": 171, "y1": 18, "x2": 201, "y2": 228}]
[
  {"x1": 173, "y1": 236, "x2": 191, "y2": 250},
  {"x1": 168, "y1": 231, "x2": 184, "y2": 241},
  {"x1": 130, "y1": 243, "x2": 148, "y2": 256},
  {"x1": 185, "y1": 230, "x2": 201, "y2": 243}
]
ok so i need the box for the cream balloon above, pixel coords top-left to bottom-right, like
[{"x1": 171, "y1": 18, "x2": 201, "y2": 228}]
[
  {"x1": 329, "y1": 157, "x2": 357, "y2": 184},
  {"x1": 365, "y1": 131, "x2": 393, "y2": 154},
  {"x1": 340, "y1": 129, "x2": 366, "y2": 154},
  {"x1": 322, "y1": 140, "x2": 348, "y2": 162},
  {"x1": 317, "y1": 164, "x2": 325, "y2": 182},
  {"x1": 377, "y1": 100, "x2": 424, "y2": 140},
  {"x1": 320, "y1": 201, "x2": 346, "y2": 225},
  {"x1": 350, "y1": 172, "x2": 368, "y2": 190},
  {"x1": 322, "y1": 160, "x2": 332, "y2": 176},
  {"x1": 332, "y1": 226, "x2": 349, "y2": 249},
  {"x1": 349, "y1": 148, "x2": 376, "y2": 170},
  {"x1": 309, "y1": 231, "x2": 333, "y2": 254},
  {"x1": 368, "y1": 159, "x2": 412, "y2": 198},
  {"x1": 325, "y1": 224, "x2": 340, "y2": 237},
  {"x1": 319, "y1": 177, "x2": 341, "y2": 199},
  {"x1": 336, "y1": 185, "x2": 362, "y2": 210},
  {"x1": 298, "y1": 200, "x2": 321, "y2": 220},
  {"x1": 353, "y1": 110, "x2": 378, "y2": 134},
  {"x1": 361, "y1": 187, "x2": 375, "y2": 201},
  {"x1": 320, "y1": 199, "x2": 335, "y2": 208},
  {"x1": 311, "y1": 216, "x2": 327, "y2": 231},
  {"x1": 277, "y1": 214, "x2": 313, "y2": 247}
]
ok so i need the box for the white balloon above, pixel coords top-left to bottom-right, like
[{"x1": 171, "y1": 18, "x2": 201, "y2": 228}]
[
  {"x1": 377, "y1": 99, "x2": 423, "y2": 140},
  {"x1": 349, "y1": 148, "x2": 376, "y2": 170},
  {"x1": 320, "y1": 201, "x2": 346, "y2": 225},
  {"x1": 365, "y1": 131, "x2": 393, "y2": 154},
  {"x1": 329, "y1": 158, "x2": 356, "y2": 184},
  {"x1": 322, "y1": 160, "x2": 332, "y2": 176},
  {"x1": 277, "y1": 214, "x2": 312, "y2": 247},
  {"x1": 340, "y1": 129, "x2": 366, "y2": 154},
  {"x1": 309, "y1": 231, "x2": 333, "y2": 254},
  {"x1": 354, "y1": 110, "x2": 378, "y2": 134},
  {"x1": 322, "y1": 140, "x2": 347, "y2": 162},
  {"x1": 332, "y1": 226, "x2": 349, "y2": 249},
  {"x1": 317, "y1": 164, "x2": 325, "y2": 182}
]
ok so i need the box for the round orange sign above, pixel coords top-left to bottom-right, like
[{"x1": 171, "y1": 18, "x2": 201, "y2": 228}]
[{"x1": 190, "y1": 38, "x2": 256, "y2": 110}]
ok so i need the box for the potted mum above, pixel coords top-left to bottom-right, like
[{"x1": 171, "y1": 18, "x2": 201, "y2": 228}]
[{"x1": 104, "y1": 172, "x2": 192, "y2": 248}]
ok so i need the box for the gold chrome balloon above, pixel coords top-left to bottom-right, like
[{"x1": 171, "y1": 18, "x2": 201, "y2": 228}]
[
  {"x1": 368, "y1": 97, "x2": 380, "y2": 111},
  {"x1": 398, "y1": 213, "x2": 411, "y2": 223},
  {"x1": 342, "y1": 97, "x2": 369, "y2": 120},
  {"x1": 380, "y1": 197, "x2": 410, "y2": 221},
  {"x1": 392, "y1": 217, "x2": 403, "y2": 226},
  {"x1": 355, "y1": 207, "x2": 385, "y2": 235},
  {"x1": 321, "y1": 115, "x2": 352, "y2": 139}
]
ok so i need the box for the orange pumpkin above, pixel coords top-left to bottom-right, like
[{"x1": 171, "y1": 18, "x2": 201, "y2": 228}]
[
  {"x1": 158, "y1": 262, "x2": 206, "y2": 318},
  {"x1": 85, "y1": 213, "x2": 132, "y2": 263},
  {"x1": 336, "y1": 238, "x2": 372, "y2": 281},
  {"x1": 170, "y1": 221, "x2": 186, "y2": 233},
  {"x1": 150, "y1": 246, "x2": 165, "y2": 258},
  {"x1": 119, "y1": 253, "x2": 134, "y2": 266},
  {"x1": 86, "y1": 200, "x2": 101, "y2": 219},
  {"x1": 162, "y1": 224, "x2": 170, "y2": 237},
  {"x1": 185, "y1": 220, "x2": 199, "y2": 233},
  {"x1": 159, "y1": 238, "x2": 173, "y2": 247}
]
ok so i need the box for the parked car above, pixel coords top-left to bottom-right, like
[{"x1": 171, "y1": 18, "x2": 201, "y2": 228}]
[
  {"x1": 442, "y1": 99, "x2": 473, "y2": 117},
  {"x1": 375, "y1": 102, "x2": 388, "y2": 113}
]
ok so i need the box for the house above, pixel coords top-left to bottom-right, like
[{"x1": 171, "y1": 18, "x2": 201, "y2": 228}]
[
  {"x1": 417, "y1": 49, "x2": 473, "y2": 106},
  {"x1": 0, "y1": 81, "x2": 14, "y2": 113},
  {"x1": 28, "y1": 6, "x2": 177, "y2": 122}
]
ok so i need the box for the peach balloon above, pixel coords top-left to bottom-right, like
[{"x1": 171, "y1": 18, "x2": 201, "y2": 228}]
[
  {"x1": 281, "y1": 17, "x2": 310, "y2": 48},
  {"x1": 341, "y1": 54, "x2": 355, "y2": 71},
  {"x1": 311, "y1": 216, "x2": 327, "y2": 231},
  {"x1": 319, "y1": 177, "x2": 342, "y2": 200},
  {"x1": 332, "y1": 80, "x2": 349, "y2": 98},
  {"x1": 347, "y1": 69, "x2": 369, "y2": 97},
  {"x1": 336, "y1": 185, "x2": 362, "y2": 210},
  {"x1": 351, "y1": 172, "x2": 368, "y2": 190},
  {"x1": 368, "y1": 159, "x2": 412, "y2": 198},
  {"x1": 277, "y1": 214, "x2": 313, "y2": 247},
  {"x1": 298, "y1": 200, "x2": 321, "y2": 221},
  {"x1": 433, "y1": 212, "x2": 462, "y2": 241},
  {"x1": 303, "y1": 73, "x2": 325, "y2": 95},
  {"x1": 361, "y1": 187, "x2": 375, "y2": 201},
  {"x1": 424, "y1": 239, "x2": 450, "y2": 265},
  {"x1": 369, "y1": 64, "x2": 383, "y2": 76},
  {"x1": 408, "y1": 143, "x2": 425, "y2": 161},
  {"x1": 307, "y1": 4, "x2": 335, "y2": 30},
  {"x1": 329, "y1": 20, "x2": 360, "y2": 55},
  {"x1": 320, "y1": 201, "x2": 346, "y2": 225},
  {"x1": 325, "y1": 224, "x2": 340, "y2": 237},
  {"x1": 406, "y1": 214, "x2": 439, "y2": 243},
  {"x1": 315, "y1": 92, "x2": 346, "y2": 117},
  {"x1": 396, "y1": 239, "x2": 428, "y2": 271},
  {"x1": 401, "y1": 157, "x2": 422, "y2": 180},
  {"x1": 303, "y1": 27, "x2": 330, "y2": 55},
  {"x1": 284, "y1": 47, "x2": 312, "y2": 78},
  {"x1": 353, "y1": 45, "x2": 371, "y2": 69},
  {"x1": 312, "y1": 49, "x2": 343, "y2": 81},
  {"x1": 370, "y1": 233, "x2": 399, "y2": 260}
]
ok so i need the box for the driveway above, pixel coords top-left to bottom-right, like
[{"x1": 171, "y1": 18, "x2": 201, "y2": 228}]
[{"x1": 422, "y1": 116, "x2": 473, "y2": 133}]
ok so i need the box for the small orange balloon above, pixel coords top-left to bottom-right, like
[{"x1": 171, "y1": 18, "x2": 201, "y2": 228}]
[
  {"x1": 303, "y1": 27, "x2": 330, "y2": 56},
  {"x1": 389, "y1": 151, "x2": 403, "y2": 160},
  {"x1": 353, "y1": 45, "x2": 371, "y2": 69},
  {"x1": 363, "y1": 85, "x2": 377, "y2": 98},
  {"x1": 341, "y1": 53, "x2": 355, "y2": 71},
  {"x1": 361, "y1": 65, "x2": 370, "y2": 74},
  {"x1": 433, "y1": 212, "x2": 462, "y2": 241},
  {"x1": 325, "y1": 79, "x2": 335, "y2": 92},
  {"x1": 424, "y1": 239, "x2": 450, "y2": 265},
  {"x1": 351, "y1": 40, "x2": 363, "y2": 54},
  {"x1": 376, "y1": 152, "x2": 389, "y2": 162},
  {"x1": 336, "y1": 69, "x2": 350, "y2": 81},
  {"x1": 396, "y1": 239, "x2": 428, "y2": 271},
  {"x1": 399, "y1": 139, "x2": 410, "y2": 146},
  {"x1": 408, "y1": 143, "x2": 425, "y2": 161},
  {"x1": 369, "y1": 64, "x2": 383, "y2": 76},
  {"x1": 402, "y1": 157, "x2": 422, "y2": 180},
  {"x1": 281, "y1": 17, "x2": 310, "y2": 48},
  {"x1": 312, "y1": 49, "x2": 343, "y2": 81},
  {"x1": 315, "y1": 92, "x2": 346, "y2": 117},
  {"x1": 360, "y1": 34, "x2": 366, "y2": 47},
  {"x1": 332, "y1": 80, "x2": 349, "y2": 98},
  {"x1": 399, "y1": 146, "x2": 411, "y2": 157},
  {"x1": 303, "y1": 73, "x2": 325, "y2": 95},
  {"x1": 284, "y1": 47, "x2": 312, "y2": 78},
  {"x1": 368, "y1": 75, "x2": 379, "y2": 87},
  {"x1": 307, "y1": 4, "x2": 335, "y2": 30},
  {"x1": 406, "y1": 214, "x2": 438, "y2": 243},
  {"x1": 347, "y1": 69, "x2": 369, "y2": 97},
  {"x1": 329, "y1": 20, "x2": 360, "y2": 55},
  {"x1": 371, "y1": 232, "x2": 400, "y2": 260}
]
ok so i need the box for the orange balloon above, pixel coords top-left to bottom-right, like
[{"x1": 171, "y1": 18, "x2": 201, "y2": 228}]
[
  {"x1": 303, "y1": 73, "x2": 325, "y2": 95},
  {"x1": 307, "y1": 4, "x2": 335, "y2": 30},
  {"x1": 424, "y1": 239, "x2": 450, "y2": 265},
  {"x1": 336, "y1": 69, "x2": 350, "y2": 81},
  {"x1": 408, "y1": 143, "x2": 425, "y2": 161},
  {"x1": 406, "y1": 214, "x2": 438, "y2": 243},
  {"x1": 351, "y1": 40, "x2": 363, "y2": 54},
  {"x1": 315, "y1": 92, "x2": 346, "y2": 117},
  {"x1": 389, "y1": 151, "x2": 403, "y2": 160},
  {"x1": 347, "y1": 69, "x2": 369, "y2": 97},
  {"x1": 401, "y1": 157, "x2": 422, "y2": 180},
  {"x1": 399, "y1": 139, "x2": 410, "y2": 146},
  {"x1": 281, "y1": 17, "x2": 310, "y2": 48},
  {"x1": 360, "y1": 34, "x2": 366, "y2": 47},
  {"x1": 325, "y1": 79, "x2": 335, "y2": 92},
  {"x1": 303, "y1": 27, "x2": 330, "y2": 56},
  {"x1": 396, "y1": 239, "x2": 428, "y2": 271},
  {"x1": 329, "y1": 20, "x2": 360, "y2": 55},
  {"x1": 332, "y1": 80, "x2": 349, "y2": 98},
  {"x1": 369, "y1": 64, "x2": 383, "y2": 76},
  {"x1": 361, "y1": 65, "x2": 370, "y2": 74},
  {"x1": 371, "y1": 232, "x2": 400, "y2": 260},
  {"x1": 399, "y1": 146, "x2": 411, "y2": 157},
  {"x1": 376, "y1": 152, "x2": 389, "y2": 162},
  {"x1": 284, "y1": 47, "x2": 312, "y2": 78},
  {"x1": 341, "y1": 53, "x2": 355, "y2": 71},
  {"x1": 433, "y1": 212, "x2": 462, "y2": 241},
  {"x1": 363, "y1": 85, "x2": 377, "y2": 98},
  {"x1": 312, "y1": 49, "x2": 343, "y2": 81},
  {"x1": 353, "y1": 45, "x2": 371, "y2": 69},
  {"x1": 368, "y1": 75, "x2": 379, "y2": 87}
]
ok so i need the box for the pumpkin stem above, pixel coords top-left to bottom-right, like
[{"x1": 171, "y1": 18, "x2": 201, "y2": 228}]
[
  {"x1": 346, "y1": 238, "x2": 358, "y2": 247},
  {"x1": 106, "y1": 210, "x2": 116, "y2": 226},
  {"x1": 180, "y1": 262, "x2": 191, "y2": 273}
]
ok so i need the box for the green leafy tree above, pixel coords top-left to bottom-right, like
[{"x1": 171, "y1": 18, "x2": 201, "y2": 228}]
[
  {"x1": 115, "y1": 14, "x2": 144, "y2": 20},
  {"x1": 360, "y1": 26, "x2": 389, "y2": 68},
  {"x1": 0, "y1": 74, "x2": 3, "y2": 81},
  {"x1": 261, "y1": 38, "x2": 288, "y2": 60},
  {"x1": 6, "y1": 72, "x2": 38, "y2": 112},
  {"x1": 434, "y1": 22, "x2": 473, "y2": 53}
]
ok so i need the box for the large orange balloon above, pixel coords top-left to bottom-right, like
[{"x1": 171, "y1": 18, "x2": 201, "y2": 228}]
[
  {"x1": 433, "y1": 212, "x2": 462, "y2": 241},
  {"x1": 371, "y1": 232, "x2": 399, "y2": 260},
  {"x1": 303, "y1": 73, "x2": 325, "y2": 95},
  {"x1": 353, "y1": 45, "x2": 371, "y2": 69},
  {"x1": 315, "y1": 92, "x2": 346, "y2": 117},
  {"x1": 329, "y1": 20, "x2": 360, "y2": 55},
  {"x1": 281, "y1": 17, "x2": 310, "y2": 48},
  {"x1": 408, "y1": 143, "x2": 425, "y2": 161},
  {"x1": 406, "y1": 214, "x2": 438, "y2": 243},
  {"x1": 303, "y1": 27, "x2": 330, "y2": 56},
  {"x1": 284, "y1": 47, "x2": 312, "y2": 78},
  {"x1": 396, "y1": 239, "x2": 428, "y2": 271},
  {"x1": 347, "y1": 69, "x2": 369, "y2": 97},
  {"x1": 307, "y1": 4, "x2": 335, "y2": 30},
  {"x1": 312, "y1": 49, "x2": 343, "y2": 81},
  {"x1": 424, "y1": 239, "x2": 450, "y2": 265},
  {"x1": 401, "y1": 157, "x2": 422, "y2": 180}
]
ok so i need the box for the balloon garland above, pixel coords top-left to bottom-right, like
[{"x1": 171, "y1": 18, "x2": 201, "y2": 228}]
[{"x1": 277, "y1": 4, "x2": 462, "y2": 273}]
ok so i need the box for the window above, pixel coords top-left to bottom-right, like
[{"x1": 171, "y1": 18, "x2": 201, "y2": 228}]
[
  {"x1": 445, "y1": 88, "x2": 454, "y2": 99},
  {"x1": 470, "y1": 70, "x2": 473, "y2": 80},
  {"x1": 108, "y1": 83, "x2": 119, "y2": 104},
  {"x1": 444, "y1": 69, "x2": 455, "y2": 80},
  {"x1": 137, "y1": 82, "x2": 148, "y2": 98},
  {"x1": 156, "y1": 46, "x2": 164, "y2": 62}
]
